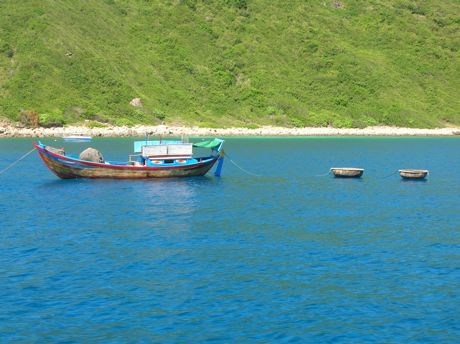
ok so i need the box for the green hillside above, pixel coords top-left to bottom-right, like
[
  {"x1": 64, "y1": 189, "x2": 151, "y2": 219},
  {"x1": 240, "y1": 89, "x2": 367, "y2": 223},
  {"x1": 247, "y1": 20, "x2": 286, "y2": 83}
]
[{"x1": 0, "y1": 0, "x2": 459, "y2": 128}]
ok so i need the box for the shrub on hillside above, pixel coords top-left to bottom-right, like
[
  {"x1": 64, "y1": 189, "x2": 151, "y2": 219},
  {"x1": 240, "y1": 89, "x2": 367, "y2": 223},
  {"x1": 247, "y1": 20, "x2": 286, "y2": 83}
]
[
  {"x1": 113, "y1": 118, "x2": 134, "y2": 127},
  {"x1": 153, "y1": 109, "x2": 166, "y2": 121},
  {"x1": 18, "y1": 110, "x2": 39, "y2": 127},
  {"x1": 0, "y1": 42, "x2": 14, "y2": 58},
  {"x1": 39, "y1": 111, "x2": 65, "y2": 127},
  {"x1": 86, "y1": 121, "x2": 107, "y2": 128},
  {"x1": 290, "y1": 118, "x2": 306, "y2": 128},
  {"x1": 354, "y1": 116, "x2": 379, "y2": 128},
  {"x1": 225, "y1": 0, "x2": 247, "y2": 10},
  {"x1": 331, "y1": 117, "x2": 353, "y2": 128}
]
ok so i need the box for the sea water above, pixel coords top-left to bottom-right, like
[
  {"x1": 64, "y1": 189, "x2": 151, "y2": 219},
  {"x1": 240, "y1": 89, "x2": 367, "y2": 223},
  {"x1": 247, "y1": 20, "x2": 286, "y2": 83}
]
[{"x1": 0, "y1": 137, "x2": 459, "y2": 343}]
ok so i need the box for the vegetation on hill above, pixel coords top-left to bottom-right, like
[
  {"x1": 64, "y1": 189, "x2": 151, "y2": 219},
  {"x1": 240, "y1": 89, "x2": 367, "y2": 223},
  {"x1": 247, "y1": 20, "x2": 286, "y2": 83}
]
[{"x1": 0, "y1": 0, "x2": 459, "y2": 128}]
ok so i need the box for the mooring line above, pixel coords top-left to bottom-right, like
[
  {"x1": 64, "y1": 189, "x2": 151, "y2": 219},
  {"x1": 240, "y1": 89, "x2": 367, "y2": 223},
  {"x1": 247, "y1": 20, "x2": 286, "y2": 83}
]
[
  {"x1": 224, "y1": 152, "x2": 263, "y2": 177},
  {"x1": 0, "y1": 148, "x2": 36, "y2": 176},
  {"x1": 315, "y1": 170, "x2": 331, "y2": 177},
  {"x1": 381, "y1": 170, "x2": 398, "y2": 179}
]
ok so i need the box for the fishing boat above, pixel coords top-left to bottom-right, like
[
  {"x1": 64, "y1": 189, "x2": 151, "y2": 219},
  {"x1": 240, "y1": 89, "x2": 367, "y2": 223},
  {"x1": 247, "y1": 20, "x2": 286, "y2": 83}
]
[
  {"x1": 34, "y1": 138, "x2": 224, "y2": 179},
  {"x1": 330, "y1": 167, "x2": 364, "y2": 178},
  {"x1": 399, "y1": 169, "x2": 429, "y2": 180},
  {"x1": 63, "y1": 135, "x2": 92, "y2": 142}
]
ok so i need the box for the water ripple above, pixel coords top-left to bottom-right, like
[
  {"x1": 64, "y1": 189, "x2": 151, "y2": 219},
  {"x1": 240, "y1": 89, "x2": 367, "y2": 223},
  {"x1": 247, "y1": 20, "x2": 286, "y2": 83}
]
[{"x1": 0, "y1": 137, "x2": 459, "y2": 342}]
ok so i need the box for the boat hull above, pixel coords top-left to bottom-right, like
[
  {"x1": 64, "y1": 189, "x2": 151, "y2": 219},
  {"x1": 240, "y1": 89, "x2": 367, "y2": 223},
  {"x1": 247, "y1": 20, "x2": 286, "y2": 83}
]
[
  {"x1": 35, "y1": 143, "x2": 219, "y2": 179},
  {"x1": 399, "y1": 169, "x2": 428, "y2": 180},
  {"x1": 63, "y1": 136, "x2": 92, "y2": 142},
  {"x1": 331, "y1": 168, "x2": 364, "y2": 178}
]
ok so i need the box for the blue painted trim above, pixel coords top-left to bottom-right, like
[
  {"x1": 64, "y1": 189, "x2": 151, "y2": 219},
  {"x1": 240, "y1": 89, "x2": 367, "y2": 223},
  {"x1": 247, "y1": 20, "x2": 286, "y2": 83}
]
[{"x1": 214, "y1": 156, "x2": 224, "y2": 177}]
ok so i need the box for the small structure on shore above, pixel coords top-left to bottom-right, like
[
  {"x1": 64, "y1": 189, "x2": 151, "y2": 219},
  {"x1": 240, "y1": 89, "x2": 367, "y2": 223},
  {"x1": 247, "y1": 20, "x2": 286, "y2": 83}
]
[
  {"x1": 399, "y1": 169, "x2": 429, "y2": 180},
  {"x1": 330, "y1": 167, "x2": 364, "y2": 178}
]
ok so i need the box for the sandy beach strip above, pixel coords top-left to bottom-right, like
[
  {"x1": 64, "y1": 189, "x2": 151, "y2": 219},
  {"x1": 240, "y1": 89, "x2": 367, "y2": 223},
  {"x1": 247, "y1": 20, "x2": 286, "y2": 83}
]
[{"x1": 1, "y1": 124, "x2": 460, "y2": 138}]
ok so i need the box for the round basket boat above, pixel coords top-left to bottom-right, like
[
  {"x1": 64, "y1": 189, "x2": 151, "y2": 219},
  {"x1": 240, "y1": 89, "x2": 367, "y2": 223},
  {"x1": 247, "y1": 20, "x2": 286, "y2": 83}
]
[
  {"x1": 330, "y1": 167, "x2": 364, "y2": 178},
  {"x1": 399, "y1": 169, "x2": 429, "y2": 180}
]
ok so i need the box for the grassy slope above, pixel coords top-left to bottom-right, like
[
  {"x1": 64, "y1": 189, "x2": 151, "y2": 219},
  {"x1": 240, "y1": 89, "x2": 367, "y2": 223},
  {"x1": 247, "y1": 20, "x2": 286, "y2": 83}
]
[{"x1": 0, "y1": 0, "x2": 458, "y2": 128}]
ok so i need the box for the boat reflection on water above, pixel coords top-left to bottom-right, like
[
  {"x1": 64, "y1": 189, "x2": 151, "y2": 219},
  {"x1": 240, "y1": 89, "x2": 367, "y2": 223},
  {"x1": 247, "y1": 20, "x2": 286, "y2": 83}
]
[{"x1": 133, "y1": 177, "x2": 219, "y2": 233}]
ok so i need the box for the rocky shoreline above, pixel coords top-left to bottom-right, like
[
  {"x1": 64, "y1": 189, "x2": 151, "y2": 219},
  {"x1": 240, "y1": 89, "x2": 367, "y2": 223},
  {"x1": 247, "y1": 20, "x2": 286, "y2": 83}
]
[{"x1": 1, "y1": 124, "x2": 460, "y2": 137}]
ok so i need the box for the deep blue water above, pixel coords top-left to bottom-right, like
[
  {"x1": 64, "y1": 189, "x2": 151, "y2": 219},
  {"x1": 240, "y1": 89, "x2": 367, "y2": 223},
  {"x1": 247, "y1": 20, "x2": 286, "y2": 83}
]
[{"x1": 0, "y1": 137, "x2": 459, "y2": 343}]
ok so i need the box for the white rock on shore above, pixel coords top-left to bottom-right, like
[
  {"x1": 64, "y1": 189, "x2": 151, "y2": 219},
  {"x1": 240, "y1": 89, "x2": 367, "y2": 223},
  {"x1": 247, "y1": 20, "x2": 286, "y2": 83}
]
[{"x1": 0, "y1": 124, "x2": 459, "y2": 137}]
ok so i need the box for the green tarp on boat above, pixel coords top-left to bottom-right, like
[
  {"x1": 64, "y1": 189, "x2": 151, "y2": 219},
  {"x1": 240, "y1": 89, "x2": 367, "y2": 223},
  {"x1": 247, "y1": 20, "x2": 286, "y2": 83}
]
[{"x1": 193, "y1": 139, "x2": 224, "y2": 149}]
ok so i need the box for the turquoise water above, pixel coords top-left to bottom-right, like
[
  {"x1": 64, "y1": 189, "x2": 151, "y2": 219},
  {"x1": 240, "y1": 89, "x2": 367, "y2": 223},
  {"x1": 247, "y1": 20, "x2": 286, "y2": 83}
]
[{"x1": 0, "y1": 137, "x2": 459, "y2": 343}]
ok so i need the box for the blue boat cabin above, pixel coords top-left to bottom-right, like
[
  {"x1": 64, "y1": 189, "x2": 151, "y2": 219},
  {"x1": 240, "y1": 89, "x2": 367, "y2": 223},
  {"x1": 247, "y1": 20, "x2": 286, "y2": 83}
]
[{"x1": 130, "y1": 141, "x2": 199, "y2": 167}]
